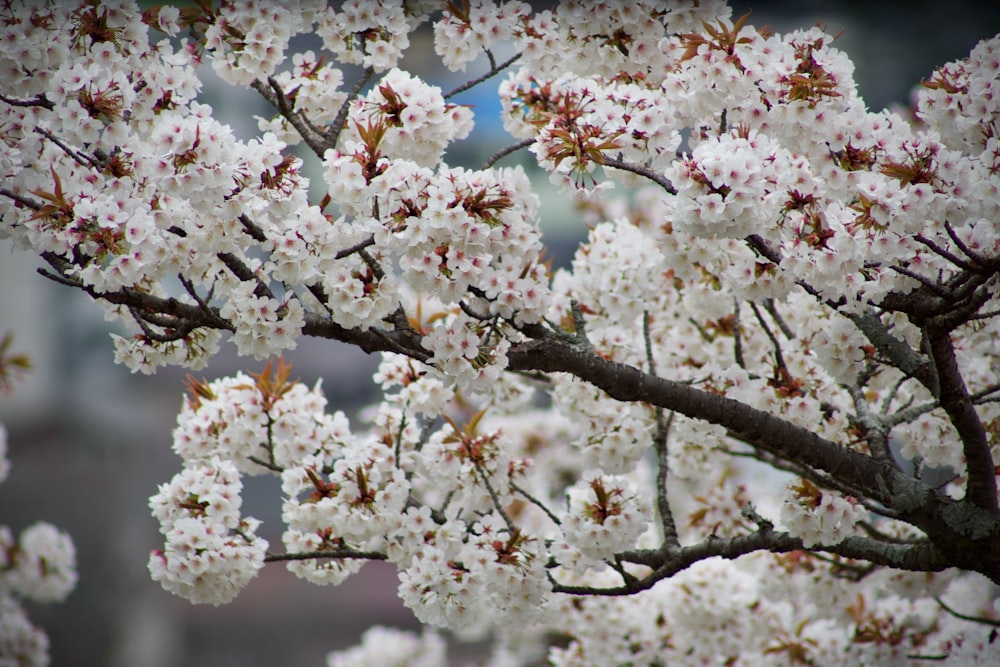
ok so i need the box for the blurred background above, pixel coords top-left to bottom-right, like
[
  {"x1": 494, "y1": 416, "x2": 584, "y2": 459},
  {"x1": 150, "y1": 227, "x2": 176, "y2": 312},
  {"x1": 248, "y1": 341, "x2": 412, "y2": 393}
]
[{"x1": 2, "y1": 2, "x2": 999, "y2": 665}]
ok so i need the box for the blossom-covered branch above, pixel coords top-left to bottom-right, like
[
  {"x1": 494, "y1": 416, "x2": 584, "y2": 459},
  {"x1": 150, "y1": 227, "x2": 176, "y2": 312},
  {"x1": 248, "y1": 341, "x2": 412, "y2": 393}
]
[{"x1": 2, "y1": 0, "x2": 999, "y2": 664}]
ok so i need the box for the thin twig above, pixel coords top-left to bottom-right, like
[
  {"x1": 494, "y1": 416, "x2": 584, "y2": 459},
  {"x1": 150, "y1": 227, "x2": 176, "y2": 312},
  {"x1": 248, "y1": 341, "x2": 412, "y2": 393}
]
[
  {"x1": 511, "y1": 481, "x2": 561, "y2": 526},
  {"x1": 474, "y1": 459, "x2": 517, "y2": 532},
  {"x1": 763, "y1": 298, "x2": 795, "y2": 339},
  {"x1": 889, "y1": 265, "x2": 951, "y2": 297},
  {"x1": 749, "y1": 301, "x2": 789, "y2": 375},
  {"x1": 644, "y1": 310, "x2": 680, "y2": 548},
  {"x1": 0, "y1": 92, "x2": 54, "y2": 109},
  {"x1": 0, "y1": 188, "x2": 42, "y2": 210},
  {"x1": 726, "y1": 445, "x2": 898, "y2": 518},
  {"x1": 944, "y1": 220, "x2": 991, "y2": 267},
  {"x1": 334, "y1": 234, "x2": 377, "y2": 260},
  {"x1": 179, "y1": 275, "x2": 214, "y2": 314},
  {"x1": 601, "y1": 156, "x2": 677, "y2": 194},
  {"x1": 480, "y1": 137, "x2": 535, "y2": 169},
  {"x1": 264, "y1": 549, "x2": 388, "y2": 563},
  {"x1": 326, "y1": 66, "x2": 374, "y2": 150},
  {"x1": 217, "y1": 251, "x2": 274, "y2": 299},
  {"x1": 934, "y1": 596, "x2": 1000, "y2": 627},
  {"x1": 247, "y1": 455, "x2": 284, "y2": 473},
  {"x1": 879, "y1": 373, "x2": 912, "y2": 414},
  {"x1": 36, "y1": 128, "x2": 99, "y2": 169},
  {"x1": 458, "y1": 299, "x2": 492, "y2": 320},
  {"x1": 37, "y1": 267, "x2": 84, "y2": 288},
  {"x1": 857, "y1": 520, "x2": 929, "y2": 545},
  {"x1": 913, "y1": 234, "x2": 976, "y2": 272},
  {"x1": 733, "y1": 299, "x2": 746, "y2": 369},
  {"x1": 444, "y1": 51, "x2": 522, "y2": 99},
  {"x1": 970, "y1": 307, "x2": 1000, "y2": 320}
]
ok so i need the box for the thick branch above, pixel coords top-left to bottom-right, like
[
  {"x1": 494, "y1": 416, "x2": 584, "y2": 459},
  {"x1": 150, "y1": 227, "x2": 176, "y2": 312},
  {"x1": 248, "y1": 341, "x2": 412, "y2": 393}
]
[
  {"x1": 508, "y1": 333, "x2": 1000, "y2": 582},
  {"x1": 846, "y1": 311, "x2": 938, "y2": 394},
  {"x1": 925, "y1": 331, "x2": 999, "y2": 514},
  {"x1": 743, "y1": 235, "x2": 940, "y2": 393},
  {"x1": 557, "y1": 529, "x2": 948, "y2": 596},
  {"x1": 509, "y1": 336, "x2": 911, "y2": 507},
  {"x1": 302, "y1": 312, "x2": 430, "y2": 363}
]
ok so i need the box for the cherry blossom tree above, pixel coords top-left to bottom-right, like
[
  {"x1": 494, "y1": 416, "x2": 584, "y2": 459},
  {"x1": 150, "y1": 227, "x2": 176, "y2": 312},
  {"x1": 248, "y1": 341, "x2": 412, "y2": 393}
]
[{"x1": 2, "y1": 0, "x2": 1000, "y2": 664}]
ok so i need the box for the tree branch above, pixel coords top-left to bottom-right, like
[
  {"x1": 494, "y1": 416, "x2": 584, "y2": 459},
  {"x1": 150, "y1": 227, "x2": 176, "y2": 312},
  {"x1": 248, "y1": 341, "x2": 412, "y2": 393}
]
[
  {"x1": 555, "y1": 529, "x2": 949, "y2": 596},
  {"x1": 508, "y1": 332, "x2": 1000, "y2": 583},
  {"x1": 934, "y1": 596, "x2": 1000, "y2": 627},
  {"x1": 509, "y1": 334, "x2": 909, "y2": 507},
  {"x1": 480, "y1": 137, "x2": 535, "y2": 169},
  {"x1": 325, "y1": 66, "x2": 374, "y2": 151},
  {"x1": 252, "y1": 76, "x2": 327, "y2": 158},
  {"x1": 444, "y1": 51, "x2": 522, "y2": 100},
  {"x1": 0, "y1": 188, "x2": 44, "y2": 213},
  {"x1": 0, "y1": 92, "x2": 54, "y2": 109},
  {"x1": 925, "y1": 331, "x2": 999, "y2": 514},
  {"x1": 847, "y1": 310, "x2": 939, "y2": 395},
  {"x1": 601, "y1": 156, "x2": 677, "y2": 194},
  {"x1": 264, "y1": 549, "x2": 387, "y2": 563},
  {"x1": 743, "y1": 235, "x2": 941, "y2": 394}
]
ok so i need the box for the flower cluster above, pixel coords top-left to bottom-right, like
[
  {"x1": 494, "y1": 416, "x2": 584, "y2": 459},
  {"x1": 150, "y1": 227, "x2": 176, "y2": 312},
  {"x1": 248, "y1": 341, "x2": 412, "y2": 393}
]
[
  {"x1": 433, "y1": 0, "x2": 529, "y2": 72},
  {"x1": 316, "y1": 0, "x2": 432, "y2": 72},
  {"x1": 0, "y1": 530, "x2": 72, "y2": 667},
  {"x1": 0, "y1": 594, "x2": 49, "y2": 667},
  {"x1": 503, "y1": 73, "x2": 680, "y2": 191},
  {"x1": 147, "y1": 458, "x2": 268, "y2": 605},
  {"x1": 780, "y1": 479, "x2": 867, "y2": 548},
  {"x1": 515, "y1": 2, "x2": 712, "y2": 80},
  {"x1": 554, "y1": 472, "x2": 652, "y2": 570},
  {"x1": 668, "y1": 129, "x2": 802, "y2": 239},
  {"x1": 394, "y1": 511, "x2": 550, "y2": 632},
  {"x1": 918, "y1": 35, "x2": 1000, "y2": 152},
  {"x1": 201, "y1": 0, "x2": 307, "y2": 87},
  {"x1": 280, "y1": 440, "x2": 409, "y2": 585},
  {"x1": 551, "y1": 376, "x2": 653, "y2": 473},
  {"x1": 171, "y1": 361, "x2": 349, "y2": 473},
  {"x1": 416, "y1": 413, "x2": 523, "y2": 513},
  {"x1": 217, "y1": 285, "x2": 305, "y2": 360},
  {"x1": 0, "y1": 523, "x2": 77, "y2": 606},
  {"x1": 326, "y1": 626, "x2": 446, "y2": 667},
  {"x1": 373, "y1": 352, "x2": 454, "y2": 416},
  {"x1": 339, "y1": 68, "x2": 474, "y2": 167},
  {"x1": 420, "y1": 315, "x2": 513, "y2": 394}
]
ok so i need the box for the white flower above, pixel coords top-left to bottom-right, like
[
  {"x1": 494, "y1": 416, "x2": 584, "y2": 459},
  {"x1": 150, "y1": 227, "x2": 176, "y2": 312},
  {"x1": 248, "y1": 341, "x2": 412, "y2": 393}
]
[
  {"x1": 0, "y1": 594, "x2": 49, "y2": 667},
  {"x1": 148, "y1": 459, "x2": 267, "y2": 605},
  {"x1": 326, "y1": 626, "x2": 446, "y2": 667},
  {"x1": 780, "y1": 480, "x2": 866, "y2": 548},
  {"x1": 7, "y1": 523, "x2": 77, "y2": 603},
  {"x1": 557, "y1": 472, "x2": 652, "y2": 564}
]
